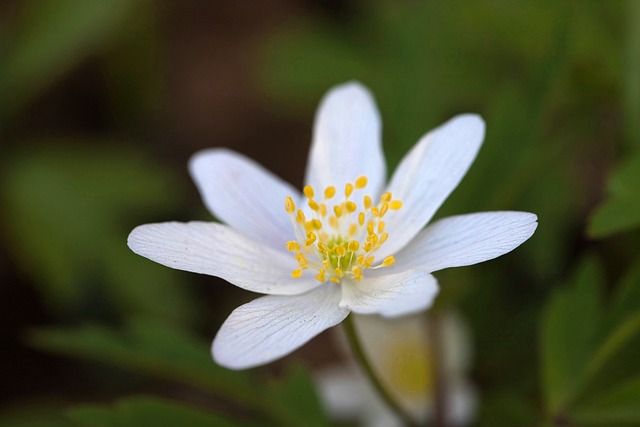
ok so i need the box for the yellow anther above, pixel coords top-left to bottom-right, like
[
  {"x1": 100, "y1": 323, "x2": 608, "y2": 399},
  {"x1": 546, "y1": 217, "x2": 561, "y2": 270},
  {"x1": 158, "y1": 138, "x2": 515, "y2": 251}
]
[
  {"x1": 365, "y1": 256, "x2": 375, "y2": 267},
  {"x1": 296, "y1": 209, "x2": 306, "y2": 223},
  {"x1": 377, "y1": 221, "x2": 386, "y2": 233},
  {"x1": 371, "y1": 206, "x2": 380, "y2": 217},
  {"x1": 379, "y1": 232, "x2": 389, "y2": 244},
  {"x1": 330, "y1": 277, "x2": 340, "y2": 283},
  {"x1": 324, "y1": 186, "x2": 336, "y2": 199},
  {"x1": 345, "y1": 183, "x2": 354, "y2": 198},
  {"x1": 305, "y1": 232, "x2": 317, "y2": 246},
  {"x1": 315, "y1": 269, "x2": 326, "y2": 282},
  {"x1": 380, "y1": 192, "x2": 392, "y2": 203},
  {"x1": 335, "y1": 268, "x2": 344, "y2": 278},
  {"x1": 285, "y1": 196, "x2": 296, "y2": 213},
  {"x1": 303, "y1": 185, "x2": 315, "y2": 199},
  {"x1": 355, "y1": 176, "x2": 368, "y2": 189},
  {"x1": 292, "y1": 269, "x2": 303, "y2": 278},
  {"x1": 329, "y1": 216, "x2": 339, "y2": 229},
  {"x1": 308, "y1": 199, "x2": 319, "y2": 211},
  {"x1": 348, "y1": 241, "x2": 360, "y2": 252},
  {"x1": 367, "y1": 223, "x2": 375, "y2": 235},
  {"x1": 380, "y1": 203, "x2": 389, "y2": 217},
  {"x1": 304, "y1": 221, "x2": 315, "y2": 232},
  {"x1": 335, "y1": 245, "x2": 346, "y2": 257},
  {"x1": 286, "y1": 241, "x2": 300, "y2": 251},
  {"x1": 363, "y1": 195, "x2": 372, "y2": 210},
  {"x1": 345, "y1": 201, "x2": 357, "y2": 213},
  {"x1": 363, "y1": 242, "x2": 373, "y2": 252},
  {"x1": 381, "y1": 256, "x2": 396, "y2": 267},
  {"x1": 295, "y1": 252, "x2": 309, "y2": 269},
  {"x1": 319, "y1": 203, "x2": 327, "y2": 217},
  {"x1": 311, "y1": 219, "x2": 322, "y2": 230},
  {"x1": 334, "y1": 205, "x2": 343, "y2": 218},
  {"x1": 358, "y1": 212, "x2": 365, "y2": 226},
  {"x1": 348, "y1": 223, "x2": 357, "y2": 236},
  {"x1": 323, "y1": 259, "x2": 331, "y2": 270},
  {"x1": 357, "y1": 255, "x2": 366, "y2": 266},
  {"x1": 318, "y1": 242, "x2": 329, "y2": 254},
  {"x1": 390, "y1": 200, "x2": 403, "y2": 210},
  {"x1": 352, "y1": 266, "x2": 362, "y2": 280}
]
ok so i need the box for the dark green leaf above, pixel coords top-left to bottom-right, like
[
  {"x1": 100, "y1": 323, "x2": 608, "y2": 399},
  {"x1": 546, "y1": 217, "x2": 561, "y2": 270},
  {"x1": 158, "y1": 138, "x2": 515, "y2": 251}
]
[
  {"x1": 66, "y1": 396, "x2": 238, "y2": 427},
  {"x1": 573, "y1": 377, "x2": 640, "y2": 425},
  {"x1": 270, "y1": 365, "x2": 330, "y2": 427},
  {"x1": 540, "y1": 257, "x2": 603, "y2": 413}
]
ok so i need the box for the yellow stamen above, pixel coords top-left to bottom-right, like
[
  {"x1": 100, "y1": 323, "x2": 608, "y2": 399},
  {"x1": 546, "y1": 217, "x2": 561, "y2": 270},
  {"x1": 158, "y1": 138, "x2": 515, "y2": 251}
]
[
  {"x1": 286, "y1": 241, "x2": 300, "y2": 251},
  {"x1": 292, "y1": 269, "x2": 303, "y2": 278},
  {"x1": 305, "y1": 232, "x2": 317, "y2": 246},
  {"x1": 381, "y1": 256, "x2": 396, "y2": 267},
  {"x1": 296, "y1": 209, "x2": 305, "y2": 223},
  {"x1": 355, "y1": 176, "x2": 368, "y2": 189},
  {"x1": 324, "y1": 186, "x2": 336, "y2": 199},
  {"x1": 390, "y1": 200, "x2": 403, "y2": 210},
  {"x1": 285, "y1": 196, "x2": 296, "y2": 213},
  {"x1": 303, "y1": 185, "x2": 315, "y2": 199},
  {"x1": 348, "y1": 241, "x2": 360, "y2": 251},
  {"x1": 345, "y1": 201, "x2": 357, "y2": 213},
  {"x1": 364, "y1": 195, "x2": 372, "y2": 210},
  {"x1": 380, "y1": 192, "x2": 392, "y2": 203},
  {"x1": 308, "y1": 199, "x2": 319, "y2": 211},
  {"x1": 345, "y1": 183, "x2": 354, "y2": 198}
]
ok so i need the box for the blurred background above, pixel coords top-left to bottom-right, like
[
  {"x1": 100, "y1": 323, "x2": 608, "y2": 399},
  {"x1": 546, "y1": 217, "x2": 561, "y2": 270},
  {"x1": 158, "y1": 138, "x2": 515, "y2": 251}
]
[{"x1": 2, "y1": 1, "x2": 640, "y2": 426}]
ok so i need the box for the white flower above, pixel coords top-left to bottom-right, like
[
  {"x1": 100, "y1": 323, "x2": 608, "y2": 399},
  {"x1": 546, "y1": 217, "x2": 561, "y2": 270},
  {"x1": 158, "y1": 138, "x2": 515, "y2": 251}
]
[
  {"x1": 127, "y1": 82, "x2": 537, "y2": 370},
  {"x1": 316, "y1": 312, "x2": 476, "y2": 427}
]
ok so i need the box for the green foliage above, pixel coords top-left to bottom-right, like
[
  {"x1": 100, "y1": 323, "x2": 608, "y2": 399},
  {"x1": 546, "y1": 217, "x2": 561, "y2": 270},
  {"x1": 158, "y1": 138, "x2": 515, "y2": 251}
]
[
  {"x1": 270, "y1": 365, "x2": 330, "y2": 427},
  {"x1": 28, "y1": 318, "x2": 253, "y2": 399},
  {"x1": 0, "y1": 142, "x2": 200, "y2": 324},
  {"x1": 541, "y1": 257, "x2": 603, "y2": 414},
  {"x1": 589, "y1": 152, "x2": 640, "y2": 237},
  {"x1": 0, "y1": 0, "x2": 142, "y2": 118},
  {"x1": 66, "y1": 397, "x2": 238, "y2": 427},
  {"x1": 29, "y1": 319, "x2": 327, "y2": 427}
]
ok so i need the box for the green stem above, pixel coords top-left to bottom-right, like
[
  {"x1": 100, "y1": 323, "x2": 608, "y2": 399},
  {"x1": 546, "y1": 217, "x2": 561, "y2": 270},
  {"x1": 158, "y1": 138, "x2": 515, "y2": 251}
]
[{"x1": 342, "y1": 314, "x2": 421, "y2": 427}]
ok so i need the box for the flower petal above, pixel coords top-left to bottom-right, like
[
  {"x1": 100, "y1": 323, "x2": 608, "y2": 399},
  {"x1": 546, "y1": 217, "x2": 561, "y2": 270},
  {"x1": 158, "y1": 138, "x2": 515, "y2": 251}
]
[
  {"x1": 379, "y1": 115, "x2": 485, "y2": 257},
  {"x1": 305, "y1": 82, "x2": 386, "y2": 198},
  {"x1": 212, "y1": 284, "x2": 349, "y2": 369},
  {"x1": 127, "y1": 221, "x2": 319, "y2": 295},
  {"x1": 340, "y1": 271, "x2": 439, "y2": 318},
  {"x1": 189, "y1": 148, "x2": 299, "y2": 251},
  {"x1": 394, "y1": 211, "x2": 538, "y2": 273}
]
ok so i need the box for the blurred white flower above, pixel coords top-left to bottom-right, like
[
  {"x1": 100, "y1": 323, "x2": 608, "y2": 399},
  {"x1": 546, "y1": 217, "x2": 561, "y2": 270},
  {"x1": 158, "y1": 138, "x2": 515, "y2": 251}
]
[
  {"x1": 317, "y1": 312, "x2": 476, "y2": 427},
  {"x1": 128, "y1": 81, "x2": 537, "y2": 370}
]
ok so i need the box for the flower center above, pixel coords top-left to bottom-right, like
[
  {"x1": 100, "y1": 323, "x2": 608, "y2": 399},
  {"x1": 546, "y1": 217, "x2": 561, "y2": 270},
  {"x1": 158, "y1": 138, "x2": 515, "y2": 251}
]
[{"x1": 284, "y1": 176, "x2": 403, "y2": 283}]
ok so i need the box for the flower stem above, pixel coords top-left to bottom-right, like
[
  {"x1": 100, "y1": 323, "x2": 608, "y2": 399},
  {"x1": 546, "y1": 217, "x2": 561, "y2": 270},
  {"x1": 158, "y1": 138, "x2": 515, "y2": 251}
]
[{"x1": 342, "y1": 314, "x2": 421, "y2": 427}]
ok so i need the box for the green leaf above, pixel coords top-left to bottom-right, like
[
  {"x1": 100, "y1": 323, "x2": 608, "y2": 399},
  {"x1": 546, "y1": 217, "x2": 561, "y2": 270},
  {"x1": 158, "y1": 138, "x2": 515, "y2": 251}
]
[
  {"x1": 540, "y1": 257, "x2": 603, "y2": 413},
  {"x1": 28, "y1": 319, "x2": 304, "y2": 427},
  {"x1": 0, "y1": 0, "x2": 139, "y2": 117},
  {"x1": 573, "y1": 377, "x2": 640, "y2": 425},
  {"x1": 0, "y1": 405, "x2": 74, "y2": 427},
  {"x1": 66, "y1": 396, "x2": 238, "y2": 427},
  {"x1": 270, "y1": 365, "x2": 330, "y2": 427},
  {"x1": 0, "y1": 142, "x2": 199, "y2": 324},
  {"x1": 589, "y1": 153, "x2": 640, "y2": 238},
  {"x1": 28, "y1": 318, "x2": 253, "y2": 401}
]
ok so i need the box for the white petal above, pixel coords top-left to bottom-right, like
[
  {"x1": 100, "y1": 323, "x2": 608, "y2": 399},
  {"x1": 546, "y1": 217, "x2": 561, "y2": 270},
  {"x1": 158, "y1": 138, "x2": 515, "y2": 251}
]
[
  {"x1": 305, "y1": 82, "x2": 386, "y2": 198},
  {"x1": 394, "y1": 211, "x2": 538, "y2": 273},
  {"x1": 128, "y1": 221, "x2": 319, "y2": 295},
  {"x1": 379, "y1": 115, "x2": 485, "y2": 257},
  {"x1": 340, "y1": 271, "x2": 439, "y2": 318},
  {"x1": 212, "y1": 284, "x2": 349, "y2": 369},
  {"x1": 189, "y1": 148, "x2": 299, "y2": 251}
]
